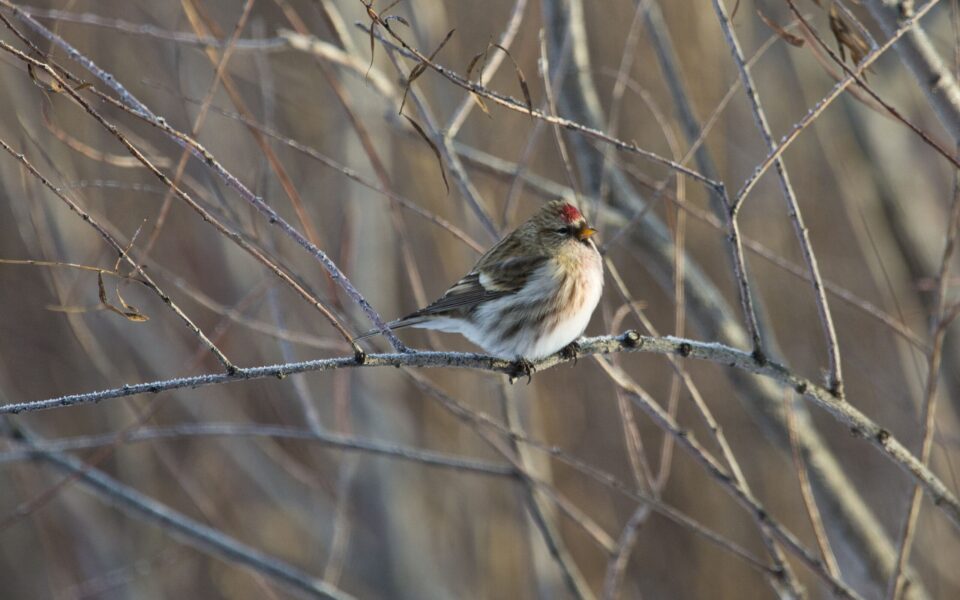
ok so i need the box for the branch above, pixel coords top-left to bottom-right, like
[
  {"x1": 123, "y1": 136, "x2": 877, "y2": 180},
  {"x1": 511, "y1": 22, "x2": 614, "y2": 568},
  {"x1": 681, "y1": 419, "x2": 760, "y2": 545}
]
[
  {"x1": 3, "y1": 331, "x2": 959, "y2": 535},
  {"x1": 0, "y1": 423, "x2": 516, "y2": 477}
]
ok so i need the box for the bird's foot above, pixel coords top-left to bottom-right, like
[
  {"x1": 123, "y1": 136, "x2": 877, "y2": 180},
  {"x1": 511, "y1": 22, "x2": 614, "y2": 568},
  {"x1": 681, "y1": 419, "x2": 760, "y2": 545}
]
[
  {"x1": 508, "y1": 358, "x2": 536, "y2": 384},
  {"x1": 559, "y1": 340, "x2": 582, "y2": 365}
]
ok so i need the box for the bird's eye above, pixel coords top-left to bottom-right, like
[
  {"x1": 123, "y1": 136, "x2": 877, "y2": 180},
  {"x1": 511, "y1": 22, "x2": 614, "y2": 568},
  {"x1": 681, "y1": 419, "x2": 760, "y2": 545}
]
[{"x1": 556, "y1": 226, "x2": 571, "y2": 235}]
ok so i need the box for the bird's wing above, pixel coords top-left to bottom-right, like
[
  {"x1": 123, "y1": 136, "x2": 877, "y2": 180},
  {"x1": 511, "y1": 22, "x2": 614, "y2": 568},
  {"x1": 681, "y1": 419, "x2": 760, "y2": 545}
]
[
  {"x1": 406, "y1": 254, "x2": 549, "y2": 318},
  {"x1": 353, "y1": 254, "x2": 549, "y2": 342}
]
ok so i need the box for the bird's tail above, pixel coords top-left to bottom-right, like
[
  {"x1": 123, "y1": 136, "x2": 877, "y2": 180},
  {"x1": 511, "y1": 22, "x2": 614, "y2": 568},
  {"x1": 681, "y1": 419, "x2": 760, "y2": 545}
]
[{"x1": 352, "y1": 315, "x2": 429, "y2": 343}]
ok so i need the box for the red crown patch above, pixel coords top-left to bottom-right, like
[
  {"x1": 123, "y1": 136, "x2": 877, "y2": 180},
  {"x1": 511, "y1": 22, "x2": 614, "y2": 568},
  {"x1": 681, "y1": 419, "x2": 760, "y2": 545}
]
[{"x1": 559, "y1": 203, "x2": 582, "y2": 223}]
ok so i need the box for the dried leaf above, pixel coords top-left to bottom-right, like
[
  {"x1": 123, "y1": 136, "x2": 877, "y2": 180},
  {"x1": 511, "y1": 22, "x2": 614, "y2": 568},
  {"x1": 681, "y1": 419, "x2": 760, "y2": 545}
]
[
  {"x1": 466, "y1": 49, "x2": 487, "y2": 80},
  {"x1": 491, "y1": 43, "x2": 533, "y2": 115},
  {"x1": 829, "y1": 5, "x2": 869, "y2": 67},
  {"x1": 403, "y1": 114, "x2": 449, "y2": 194},
  {"x1": 465, "y1": 48, "x2": 491, "y2": 116},
  {"x1": 383, "y1": 15, "x2": 409, "y2": 28},
  {"x1": 470, "y1": 90, "x2": 492, "y2": 116},
  {"x1": 731, "y1": 0, "x2": 742, "y2": 19},
  {"x1": 115, "y1": 284, "x2": 149, "y2": 321},
  {"x1": 756, "y1": 10, "x2": 804, "y2": 47},
  {"x1": 45, "y1": 303, "x2": 101, "y2": 314},
  {"x1": 363, "y1": 1, "x2": 379, "y2": 77},
  {"x1": 27, "y1": 64, "x2": 65, "y2": 93},
  {"x1": 98, "y1": 271, "x2": 149, "y2": 322},
  {"x1": 97, "y1": 271, "x2": 108, "y2": 305},
  {"x1": 399, "y1": 29, "x2": 455, "y2": 115}
]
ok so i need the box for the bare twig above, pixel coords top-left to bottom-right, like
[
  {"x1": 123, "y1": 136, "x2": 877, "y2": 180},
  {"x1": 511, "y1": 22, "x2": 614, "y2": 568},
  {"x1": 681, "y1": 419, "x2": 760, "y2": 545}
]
[
  {"x1": 712, "y1": 0, "x2": 845, "y2": 397},
  {"x1": 785, "y1": 390, "x2": 842, "y2": 579},
  {"x1": 0, "y1": 423, "x2": 516, "y2": 475}
]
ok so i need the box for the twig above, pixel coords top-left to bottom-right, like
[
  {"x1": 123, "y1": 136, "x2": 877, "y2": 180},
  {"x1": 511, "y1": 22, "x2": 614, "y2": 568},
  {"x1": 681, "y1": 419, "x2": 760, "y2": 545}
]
[
  {"x1": 18, "y1": 4, "x2": 288, "y2": 49},
  {"x1": 712, "y1": 0, "x2": 845, "y2": 398},
  {"x1": 785, "y1": 389, "x2": 842, "y2": 579},
  {"x1": 0, "y1": 423, "x2": 516, "y2": 475}
]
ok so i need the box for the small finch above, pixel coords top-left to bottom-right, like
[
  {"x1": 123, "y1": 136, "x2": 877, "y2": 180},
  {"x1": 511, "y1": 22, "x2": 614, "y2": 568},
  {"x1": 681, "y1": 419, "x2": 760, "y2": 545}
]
[{"x1": 357, "y1": 200, "x2": 604, "y2": 368}]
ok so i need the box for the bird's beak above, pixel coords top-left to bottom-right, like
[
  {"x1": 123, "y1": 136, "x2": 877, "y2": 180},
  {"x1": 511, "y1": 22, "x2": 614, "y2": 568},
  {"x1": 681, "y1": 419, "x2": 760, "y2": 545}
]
[{"x1": 576, "y1": 225, "x2": 597, "y2": 241}]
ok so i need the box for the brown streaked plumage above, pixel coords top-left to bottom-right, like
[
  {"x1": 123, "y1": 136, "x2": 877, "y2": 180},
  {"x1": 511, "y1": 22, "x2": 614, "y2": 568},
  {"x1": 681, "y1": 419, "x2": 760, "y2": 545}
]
[{"x1": 356, "y1": 200, "x2": 604, "y2": 362}]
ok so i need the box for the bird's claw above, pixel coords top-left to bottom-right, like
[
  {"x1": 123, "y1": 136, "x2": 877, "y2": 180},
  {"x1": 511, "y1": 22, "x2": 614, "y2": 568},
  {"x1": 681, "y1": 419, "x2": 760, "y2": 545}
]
[
  {"x1": 508, "y1": 358, "x2": 536, "y2": 384},
  {"x1": 559, "y1": 340, "x2": 582, "y2": 365}
]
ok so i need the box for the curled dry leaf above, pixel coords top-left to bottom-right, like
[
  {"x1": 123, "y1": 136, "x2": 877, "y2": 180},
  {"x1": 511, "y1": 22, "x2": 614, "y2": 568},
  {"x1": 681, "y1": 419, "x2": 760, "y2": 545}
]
[
  {"x1": 98, "y1": 272, "x2": 149, "y2": 322},
  {"x1": 756, "y1": 10, "x2": 804, "y2": 48},
  {"x1": 383, "y1": 15, "x2": 409, "y2": 29},
  {"x1": 399, "y1": 29, "x2": 455, "y2": 115},
  {"x1": 362, "y1": 0, "x2": 384, "y2": 76},
  {"x1": 829, "y1": 5, "x2": 869, "y2": 67},
  {"x1": 27, "y1": 63, "x2": 66, "y2": 93},
  {"x1": 465, "y1": 48, "x2": 492, "y2": 116},
  {"x1": 491, "y1": 43, "x2": 533, "y2": 115},
  {"x1": 403, "y1": 114, "x2": 449, "y2": 194}
]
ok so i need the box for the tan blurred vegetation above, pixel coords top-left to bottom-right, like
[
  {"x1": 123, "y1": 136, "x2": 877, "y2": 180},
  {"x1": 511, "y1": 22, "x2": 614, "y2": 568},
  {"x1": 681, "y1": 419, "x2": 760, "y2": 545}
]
[{"x1": 1, "y1": 0, "x2": 960, "y2": 598}]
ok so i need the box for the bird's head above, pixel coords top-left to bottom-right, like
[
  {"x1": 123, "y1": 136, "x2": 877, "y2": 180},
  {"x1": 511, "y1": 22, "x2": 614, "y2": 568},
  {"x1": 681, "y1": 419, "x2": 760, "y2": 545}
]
[{"x1": 523, "y1": 200, "x2": 597, "y2": 252}]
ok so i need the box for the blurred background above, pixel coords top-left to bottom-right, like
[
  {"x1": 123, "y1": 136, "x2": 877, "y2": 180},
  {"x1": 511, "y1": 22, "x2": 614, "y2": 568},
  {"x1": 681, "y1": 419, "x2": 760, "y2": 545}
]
[{"x1": 0, "y1": 0, "x2": 959, "y2": 598}]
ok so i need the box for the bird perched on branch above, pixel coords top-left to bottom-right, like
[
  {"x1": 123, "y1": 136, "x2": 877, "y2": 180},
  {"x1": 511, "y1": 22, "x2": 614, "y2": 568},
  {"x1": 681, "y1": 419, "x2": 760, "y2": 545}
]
[{"x1": 356, "y1": 200, "x2": 604, "y2": 379}]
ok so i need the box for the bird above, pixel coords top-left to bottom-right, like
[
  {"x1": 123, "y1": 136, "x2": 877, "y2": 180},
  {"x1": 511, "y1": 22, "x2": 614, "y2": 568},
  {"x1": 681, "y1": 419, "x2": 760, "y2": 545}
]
[{"x1": 356, "y1": 200, "x2": 604, "y2": 378}]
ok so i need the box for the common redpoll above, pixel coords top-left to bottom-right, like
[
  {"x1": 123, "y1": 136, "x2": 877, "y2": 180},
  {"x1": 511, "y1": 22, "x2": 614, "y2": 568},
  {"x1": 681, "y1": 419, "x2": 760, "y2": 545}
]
[{"x1": 357, "y1": 201, "x2": 604, "y2": 365}]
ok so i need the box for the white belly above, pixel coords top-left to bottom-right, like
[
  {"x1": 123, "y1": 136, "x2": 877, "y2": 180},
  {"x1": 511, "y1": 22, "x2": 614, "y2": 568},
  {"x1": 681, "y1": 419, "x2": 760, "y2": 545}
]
[{"x1": 470, "y1": 245, "x2": 603, "y2": 359}]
